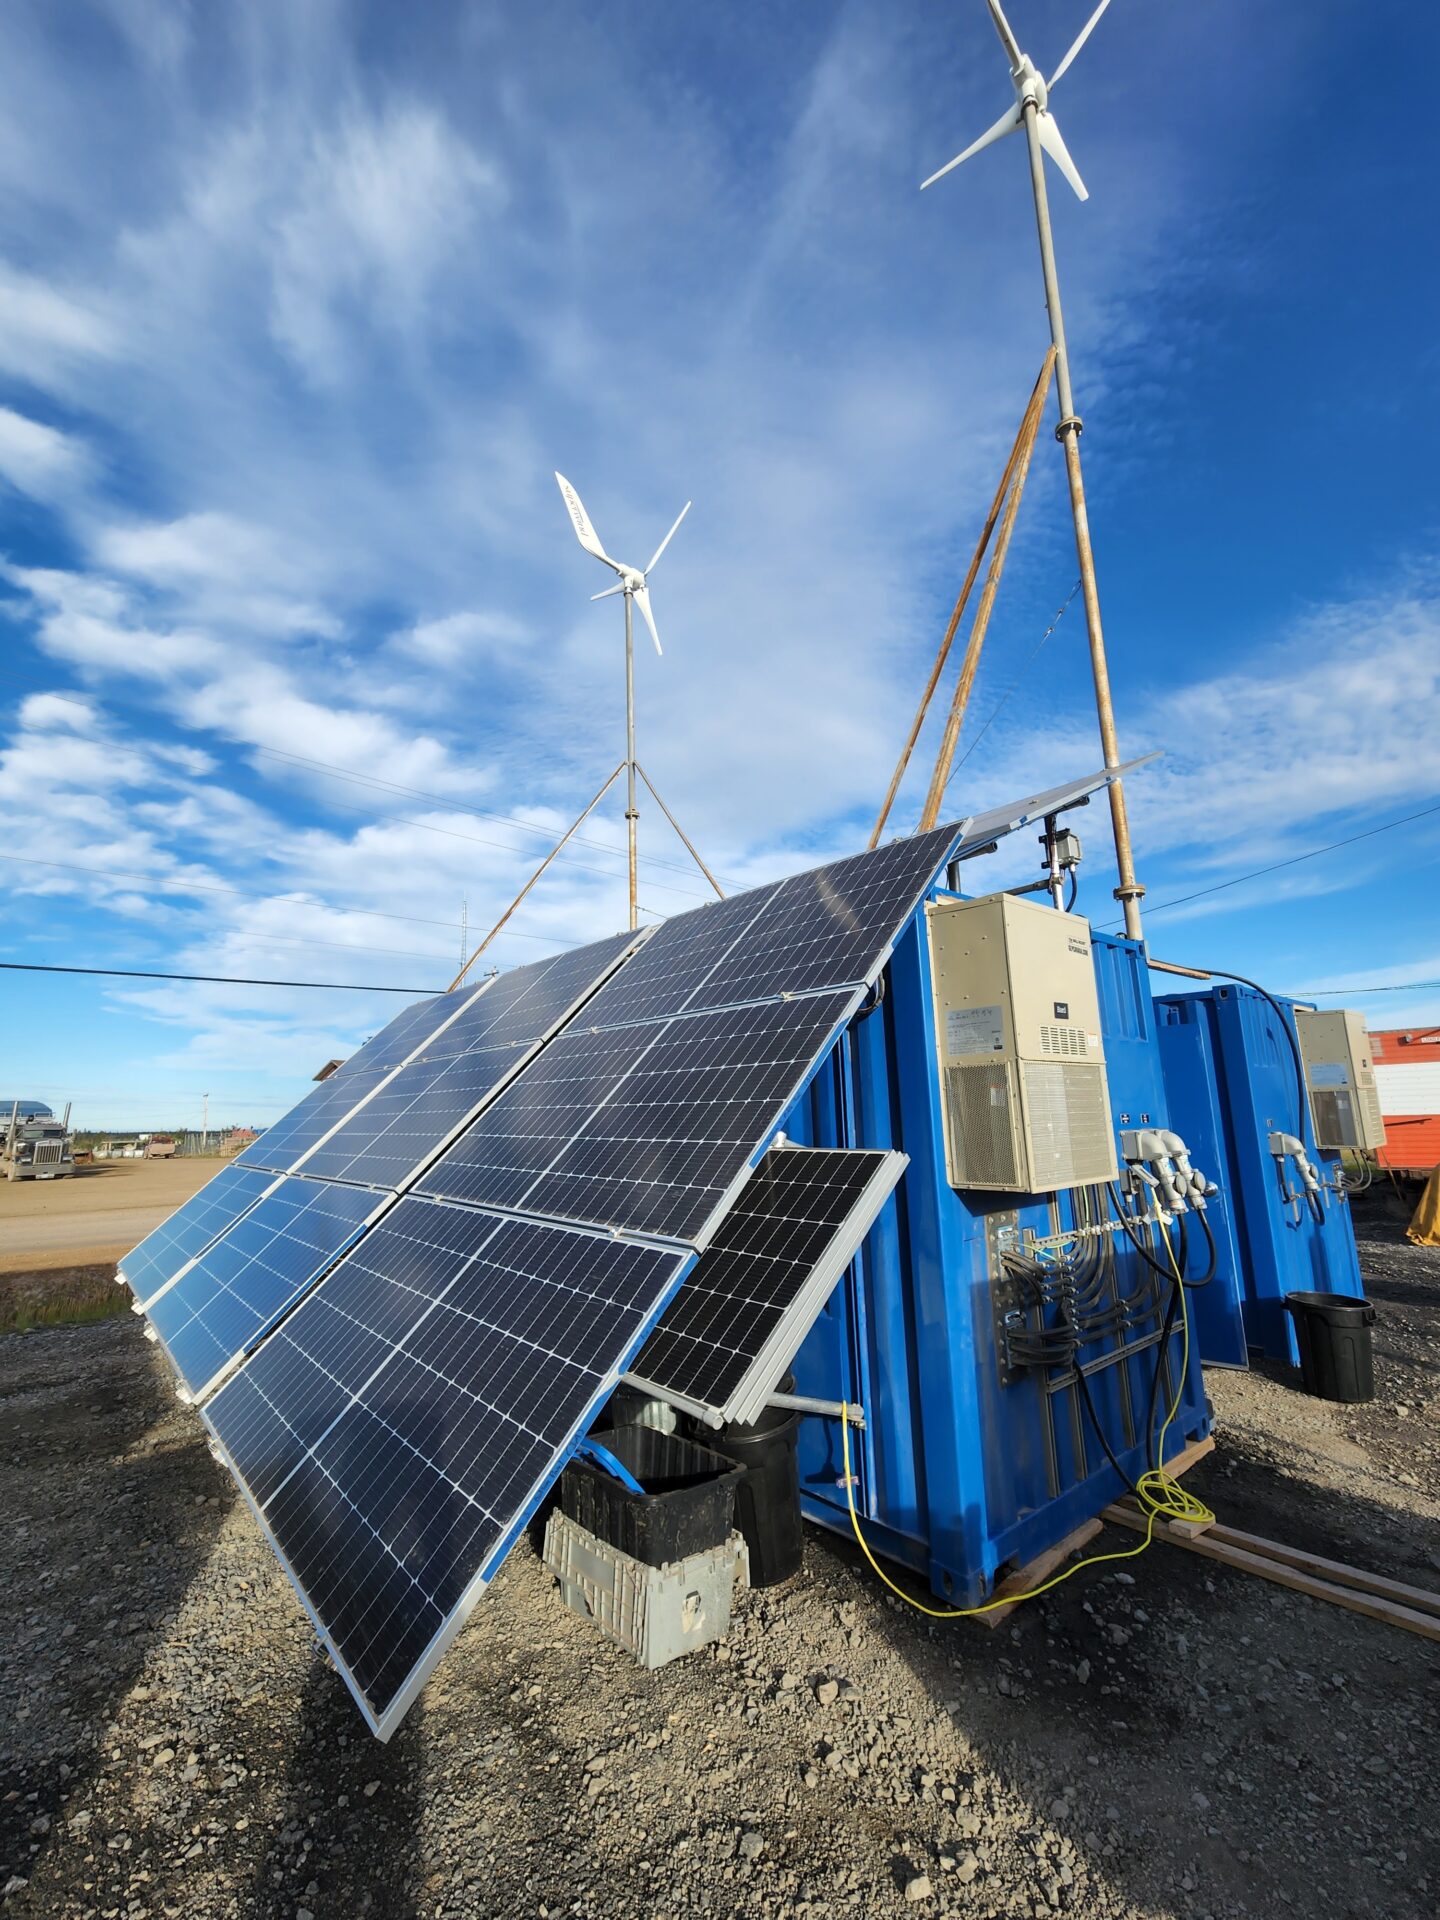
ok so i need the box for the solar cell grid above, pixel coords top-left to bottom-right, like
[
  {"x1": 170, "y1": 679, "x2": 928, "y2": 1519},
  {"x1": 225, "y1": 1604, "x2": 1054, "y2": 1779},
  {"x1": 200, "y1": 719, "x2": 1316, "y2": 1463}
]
[
  {"x1": 120, "y1": 1163, "x2": 278, "y2": 1306},
  {"x1": 632, "y1": 1145, "x2": 905, "y2": 1420},
  {"x1": 689, "y1": 825, "x2": 961, "y2": 1013},
  {"x1": 417, "y1": 990, "x2": 855, "y2": 1243},
  {"x1": 206, "y1": 1197, "x2": 688, "y2": 1736},
  {"x1": 290, "y1": 929, "x2": 640, "y2": 1191},
  {"x1": 234, "y1": 991, "x2": 462, "y2": 1174},
  {"x1": 146, "y1": 1176, "x2": 385, "y2": 1397}
]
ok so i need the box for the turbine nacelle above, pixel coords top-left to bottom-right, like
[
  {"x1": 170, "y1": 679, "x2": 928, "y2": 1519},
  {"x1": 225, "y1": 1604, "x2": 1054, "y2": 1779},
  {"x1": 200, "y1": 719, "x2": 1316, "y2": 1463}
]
[
  {"x1": 921, "y1": 0, "x2": 1111, "y2": 204},
  {"x1": 554, "y1": 471, "x2": 690, "y2": 656}
]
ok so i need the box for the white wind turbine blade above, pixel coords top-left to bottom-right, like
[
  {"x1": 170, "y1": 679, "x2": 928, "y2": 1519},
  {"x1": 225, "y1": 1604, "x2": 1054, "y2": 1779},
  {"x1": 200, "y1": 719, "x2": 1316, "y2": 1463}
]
[
  {"x1": 644, "y1": 499, "x2": 691, "y2": 575},
  {"x1": 590, "y1": 583, "x2": 626, "y2": 600},
  {"x1": 986, "y1": 0, "x2": 1023, "y2": 66},
  {"x1": 555, "y1": 471, "x2": 620, "y2": 570},
  {"x1": 1035, "y1": 109, "x2": 1089, "y2": 200},
  {"x1": 632, "y1": 584, "x2": 663, "y2": 655},
  {"x1": 1048, "y1": 0, "x2": 1111, "y2": 89},
  {"x1": 921, "y1": 100, "x2": 1022, "y2": 190}
]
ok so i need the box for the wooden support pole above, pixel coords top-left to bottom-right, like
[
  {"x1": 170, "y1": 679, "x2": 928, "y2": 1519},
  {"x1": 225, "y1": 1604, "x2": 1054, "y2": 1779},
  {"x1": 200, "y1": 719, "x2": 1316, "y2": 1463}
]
[
  {"x1": 918, "y1": 351, "x2": 1056, "y2": 832},
  {"x1": 869, "y1": 349, "x2": 1056, "y2": 849}
]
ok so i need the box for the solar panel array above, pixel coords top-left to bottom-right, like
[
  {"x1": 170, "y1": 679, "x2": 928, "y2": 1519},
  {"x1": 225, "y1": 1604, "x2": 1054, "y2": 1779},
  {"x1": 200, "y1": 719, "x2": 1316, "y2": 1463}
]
[
  {"x1": 235, "y1": 991, "x2": 459, "y2": 1176},
  {"x1": 629, "y1": 1144, "x2": 907, "y2": 1423},
  {"x1": 145, "y1": 1175, "x2": 387, "y2": 1398},
  {"x1": 133, "y1": 821, "x2": 963, "y2": 1737},
  {"x1": 205, "y1": 1197, "x2": 686, "y2": 1735},
  {"x1": 121, "y1": 1163, "x2": 280, "y2": 1308}
]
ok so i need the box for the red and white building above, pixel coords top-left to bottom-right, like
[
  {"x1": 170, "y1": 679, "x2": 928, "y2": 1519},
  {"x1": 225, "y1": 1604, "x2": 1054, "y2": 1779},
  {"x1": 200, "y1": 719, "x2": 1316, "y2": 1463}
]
[{"x1": 1372, "y1": 1027, "x2": 1440, "y2": 1175}]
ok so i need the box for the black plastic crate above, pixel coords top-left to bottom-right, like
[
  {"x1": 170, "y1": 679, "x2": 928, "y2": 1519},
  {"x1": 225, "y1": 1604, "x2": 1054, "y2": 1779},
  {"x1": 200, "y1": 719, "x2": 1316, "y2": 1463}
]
[{"x1": 560, "y1": 1426, "x2": 743, "y2": 1568}]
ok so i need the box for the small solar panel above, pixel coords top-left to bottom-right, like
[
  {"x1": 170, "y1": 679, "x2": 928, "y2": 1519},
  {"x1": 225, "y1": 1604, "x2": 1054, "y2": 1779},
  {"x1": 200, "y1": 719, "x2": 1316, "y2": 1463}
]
[
  {"x1": 120, "y1": 1163, "x2": 278, "y2": 1307},
  {"x1": 205, "y1": 1196, "x2": 688, "y2": 1738},
  {"x1": 144, "y1": 1176, "x2": 385, "y2": 1398},
  {"x1": 629, "y1": 1144, "x2": 907, "y2": 1424},
  {"x1": 294, "y1": 930, "x2": 639, "y2": 1190},
  {"x1": 417, "y1": 990, "x2": 856, "y2": 1244}
]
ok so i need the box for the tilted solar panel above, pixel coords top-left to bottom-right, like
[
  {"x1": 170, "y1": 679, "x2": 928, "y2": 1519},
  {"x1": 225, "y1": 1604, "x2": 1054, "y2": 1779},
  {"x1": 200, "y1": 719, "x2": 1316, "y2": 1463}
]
[
  {"x1": 294, "y1": 930, "x2": 640, "y2": 1190},
  {"x1": 415, "y1": 992, "x2": 856, "y2": 1243},
  {"x1": 184, "y1": 822, "x2": 965, "y2": 1738},
  {"x1": 234, "y1": 989, "x2": 465, "y2": 1176},
  {"x1": 575, "y1": 825, "x2": 959, "y2": 1028},
  {"x1": 628, "y1": 1144, "x2": 908, "y2": 1424},
  {"x1": 205, "y1": 1196, "x2": 688, "y2": 1737},
  {"x1": 143, "y1": 1175, "x2": 387, "y2": 1399},
  {"x1": 120, "y1": 1163, "x2": 279, "y2": 1307}
]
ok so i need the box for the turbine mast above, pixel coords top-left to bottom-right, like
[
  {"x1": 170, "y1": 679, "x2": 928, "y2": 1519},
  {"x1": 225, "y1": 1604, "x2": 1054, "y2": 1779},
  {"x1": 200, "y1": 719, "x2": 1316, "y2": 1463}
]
[{"x1": 1015, "y1": 76, "x2": 1146, "y2": 939}]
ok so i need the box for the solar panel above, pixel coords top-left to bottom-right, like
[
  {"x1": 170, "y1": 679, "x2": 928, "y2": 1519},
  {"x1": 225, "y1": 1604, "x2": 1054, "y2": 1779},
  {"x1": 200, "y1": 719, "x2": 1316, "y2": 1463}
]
[
  {"x1": 143, "y1": 1176, "x2": 386, "y2": 1399},
  {"x1": 577, "y1": 824, "x2": 959, "y2": 1028},
  {"x1": 416, "y1": 990, "x2": 856, "y2": 1244},
  {"x1": 293, "y1": 930, "x2": 640, "y2": 1190},
  {"x1": 627, "y1": 1144, "x2": 908, "y2": 1424},
  {"x1": 235, "y1": 990, "x2": 468, "y2": 1176},
  {"x1": 120, "y1": 1163, "x2": 279, "y2": 1307},
  {"x1": 953, "y1": 755, "x2": 1159, "y2": 857},
  {"x1": 204, "y1": 1196, "x2": 688, "y2": 1738}
]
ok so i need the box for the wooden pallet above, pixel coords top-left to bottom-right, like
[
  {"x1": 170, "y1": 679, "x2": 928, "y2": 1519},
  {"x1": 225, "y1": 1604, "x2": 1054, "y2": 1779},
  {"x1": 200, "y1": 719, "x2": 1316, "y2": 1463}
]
[
  {"x1": 974, "y1": 1431, "x2": 1216, "y2": 1628},
  {"x1": 975, "y1": 1517, "x2": 1105, "y2": 1628}
]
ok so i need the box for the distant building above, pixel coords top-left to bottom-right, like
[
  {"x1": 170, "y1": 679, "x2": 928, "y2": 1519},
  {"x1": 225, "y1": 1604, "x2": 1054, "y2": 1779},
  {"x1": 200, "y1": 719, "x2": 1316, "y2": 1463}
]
[
  {"x1": 1373, "y1": 1027, "x2": 1440, "y2": 1175},
  {"x1": 313, "y1": 1058, "x2": 346, "y2": 1082}
]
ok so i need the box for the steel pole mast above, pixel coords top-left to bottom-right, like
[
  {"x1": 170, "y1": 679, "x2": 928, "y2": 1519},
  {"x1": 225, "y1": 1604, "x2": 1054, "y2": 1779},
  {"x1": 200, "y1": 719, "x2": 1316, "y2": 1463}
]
[
  {"x1": 992, "y1": 6, "x2": 1144, "y2": 938},
  {"x1": 623, "y1": 585, "x2": 639, "y2": 931},
  {"x1": 1018, "y1": 99, "x2": 1144, "y2": 938}
]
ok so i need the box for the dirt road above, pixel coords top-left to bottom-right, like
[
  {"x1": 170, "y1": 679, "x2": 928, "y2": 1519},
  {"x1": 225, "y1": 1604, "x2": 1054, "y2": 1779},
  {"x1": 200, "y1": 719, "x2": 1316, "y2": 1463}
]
[
  {"x1": 0, "y1": 1159, "x2": 215, "y2": 1272},
  {"x1": 0, "y1": 1189, "x2": 1435, "y2": 1919}
]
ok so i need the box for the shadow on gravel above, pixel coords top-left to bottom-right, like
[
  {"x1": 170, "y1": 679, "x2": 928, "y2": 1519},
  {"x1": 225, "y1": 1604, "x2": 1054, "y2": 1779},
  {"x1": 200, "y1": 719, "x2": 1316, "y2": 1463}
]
[
  {"x1": 0, "y1": 1325, "x2": 229, "y2": 1904},
  {"x1": 235, "y1": 1654, "x2": 425, "y2": 1920}
]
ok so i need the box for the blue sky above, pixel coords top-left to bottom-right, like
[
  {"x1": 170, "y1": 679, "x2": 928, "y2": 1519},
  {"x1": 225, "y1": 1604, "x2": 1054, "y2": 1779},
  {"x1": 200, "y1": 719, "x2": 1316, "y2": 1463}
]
[{"x1": 1, "y1": 0, "x2": 1437, "y2": 1133}]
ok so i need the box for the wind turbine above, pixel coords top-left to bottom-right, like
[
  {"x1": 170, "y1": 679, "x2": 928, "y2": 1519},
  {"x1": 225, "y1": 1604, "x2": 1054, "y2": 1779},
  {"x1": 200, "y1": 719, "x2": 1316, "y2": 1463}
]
[
  {"x1": 555, "y1": 472, "x2": 693, "y2": 931},
  {"x1": 921, "y1": 0, "x2": 1147, "y2": 941}
]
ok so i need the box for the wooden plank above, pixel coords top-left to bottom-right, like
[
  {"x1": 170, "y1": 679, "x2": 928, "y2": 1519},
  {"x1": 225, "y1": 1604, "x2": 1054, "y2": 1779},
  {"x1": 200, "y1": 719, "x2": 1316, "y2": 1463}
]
[
  {"x1": 1151, "y1": 1431, "x2": 1216, "y2": 1481},
  {"x1": 1101, "y1": 1506, "x2": 1440, "y2": 1643},
  {"x1": 976, "y1": 1517, "x2": 1104, "y2": 1628},
  {"x1": 1204, "y1": 1523, "x2": 1440, "y2": 1620}
]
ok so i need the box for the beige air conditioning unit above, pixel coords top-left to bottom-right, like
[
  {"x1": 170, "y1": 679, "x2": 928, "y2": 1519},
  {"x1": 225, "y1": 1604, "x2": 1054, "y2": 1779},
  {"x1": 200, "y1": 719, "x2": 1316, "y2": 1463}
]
[
  {"x1": 927, "y1": 892, "x2": 1117, "y2": 1193},
  {"x1": 1293, "y1": 1007, "x2": 1387, "y2": 1151}
]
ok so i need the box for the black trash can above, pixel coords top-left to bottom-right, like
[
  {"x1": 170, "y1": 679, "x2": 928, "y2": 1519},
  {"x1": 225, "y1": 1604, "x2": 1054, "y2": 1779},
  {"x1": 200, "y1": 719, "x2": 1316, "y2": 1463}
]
[
  {"x1": 705, "y1": 1395, "x2": 804, "y2": 1588},
  {"x1": 1283, "y1": 1291, "x2": 1378, "y2": 1403}
]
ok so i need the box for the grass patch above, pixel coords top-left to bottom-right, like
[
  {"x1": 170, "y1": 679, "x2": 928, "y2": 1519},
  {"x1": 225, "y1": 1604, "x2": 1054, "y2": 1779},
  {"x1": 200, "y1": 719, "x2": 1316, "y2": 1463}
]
[{"x1": 0, "y1": 1263, "x2": 130, "y2": 1335}]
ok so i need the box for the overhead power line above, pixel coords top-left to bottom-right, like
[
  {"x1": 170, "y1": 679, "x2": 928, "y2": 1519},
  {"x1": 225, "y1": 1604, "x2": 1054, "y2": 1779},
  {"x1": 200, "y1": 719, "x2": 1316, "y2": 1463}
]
[
  {"x1": 1099, "y1": 798, "x2": 1440, "y2": 929},
  {"x1": 1295, "y1": 979, "x2": 1440, "y2": 997},
  {"x1": 0, "y1": 961, "x2": 436, "y2": 994}
]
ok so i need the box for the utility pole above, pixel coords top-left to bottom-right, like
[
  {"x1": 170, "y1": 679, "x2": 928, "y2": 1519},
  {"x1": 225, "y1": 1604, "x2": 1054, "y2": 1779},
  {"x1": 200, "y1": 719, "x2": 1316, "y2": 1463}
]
[{"x1": 201, "y1": 1092, "x2": 209, "y2": 1154}]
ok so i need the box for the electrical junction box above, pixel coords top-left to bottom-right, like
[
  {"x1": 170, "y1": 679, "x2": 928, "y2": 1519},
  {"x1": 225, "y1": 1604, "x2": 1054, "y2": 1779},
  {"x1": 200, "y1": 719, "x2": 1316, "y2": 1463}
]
[
  {"x1": 1294, "y1": 1007, "x2": 1387, "y2": 1151},
  {"x1": 927, "y1": 891, "x2": 1117, "y2": 1192}
]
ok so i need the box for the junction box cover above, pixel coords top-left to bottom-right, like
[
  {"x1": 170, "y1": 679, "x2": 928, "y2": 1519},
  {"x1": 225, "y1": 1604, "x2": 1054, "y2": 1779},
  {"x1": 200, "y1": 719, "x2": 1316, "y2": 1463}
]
[{"x1": 927, "y1": 891, "x2": 1117, "y2": 1193}]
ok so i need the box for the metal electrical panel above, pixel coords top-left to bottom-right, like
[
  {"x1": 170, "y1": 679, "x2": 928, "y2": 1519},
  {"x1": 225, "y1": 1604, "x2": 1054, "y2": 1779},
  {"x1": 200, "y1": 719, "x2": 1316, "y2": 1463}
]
[
  {"x1": 1294, "y1": 1007, "x2": 1387, "y2": 1150},
  {"x1": 927, "y1": 893, "x2": 1117, "y2": 1192}
]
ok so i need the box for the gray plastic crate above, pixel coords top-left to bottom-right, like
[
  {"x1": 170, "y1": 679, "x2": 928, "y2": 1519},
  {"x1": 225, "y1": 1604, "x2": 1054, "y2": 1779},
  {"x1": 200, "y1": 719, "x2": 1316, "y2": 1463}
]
[{"x1": 543, "y1": 1508, "x2": 748, "y2": 1668}]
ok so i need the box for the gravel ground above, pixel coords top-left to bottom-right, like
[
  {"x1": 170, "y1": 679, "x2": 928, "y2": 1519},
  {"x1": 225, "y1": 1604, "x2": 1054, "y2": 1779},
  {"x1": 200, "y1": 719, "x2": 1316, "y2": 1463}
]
[{"x1": 1, "y1": 1190, "x2": 1435, "y2": 1920}]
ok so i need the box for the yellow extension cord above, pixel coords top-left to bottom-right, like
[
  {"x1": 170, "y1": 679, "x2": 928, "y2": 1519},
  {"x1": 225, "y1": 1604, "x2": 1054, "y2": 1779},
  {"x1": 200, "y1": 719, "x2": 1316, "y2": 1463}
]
[{"x1": 839, "y1": 1217, "x2": 1215, "y2": 1618}]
